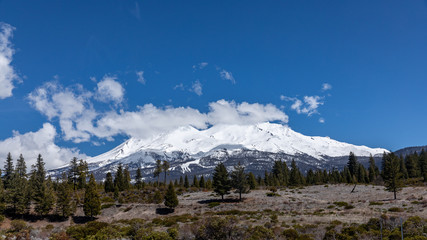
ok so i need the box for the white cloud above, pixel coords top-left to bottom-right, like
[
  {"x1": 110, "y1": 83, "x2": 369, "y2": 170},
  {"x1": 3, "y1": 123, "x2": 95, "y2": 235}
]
[
  {"x1": 0, "y1": 123, "x2": 86, "y2": 169},
  {"x1": 136, "y1": 71, "x2": 145, "y2": 84},
  {"x1": 96, "y1": 76, "x2": 124, "y2": 103},
  {"x1": 219, "y1": 69, "x2": 236, "y2": 84},
  {"x1": 319, "y1": 118, "x2": 325, "y2": 123},
  {"x1": 191, "y1": 80, "x2": 203, "y2": 96},
  {"x1": 322, "y1": 83, "x2": 332, "y2": 91},
  {"x1": 207, "y1": 100, "x2": 288, "y2": 126},
  {"x1": 28, "y1": 82, "x2": 95, "y2": 143},
  {"x1": 30, "y1": 81, "x2": 288, "y2": 142},
  {"x1": 173, "y1": 83, "x2": 184, "y2": 90},
  {"x1": 0, "y1": 23, "x2": 20, "y2": 99},
  {"x1": 283, "y1": 95, "x2": 324, "y2": 116},
  {"x1": 193, "y1": 62, "x2": 208, "y2": 70}
]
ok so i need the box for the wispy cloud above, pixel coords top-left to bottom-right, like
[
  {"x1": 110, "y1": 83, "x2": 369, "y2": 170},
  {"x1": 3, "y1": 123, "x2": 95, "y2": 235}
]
[
  {"x1": 191, "y1": 80, "x2": 203, "y2": 96},
  {"x1": 193, "y1": 62, "x2": 208, "y2": 70},
  {"x1": 219, "y1": 69, "x2": 236, "y2": 84},
  {"x1": 136, "y1": 71, "x2": 145, "y2": 84},
  {"x1": 173, "y1": 83, "x2": 184, "y2": 90},
  {"x1": 282, "y1": 95, "x2": 324, "y2": 116},
  {"x1": 322, "y1": 83, "x2": 332, "y2": 91},
  {"x1": 0, "y1": 22, "x2": 20, "y2": 99}
]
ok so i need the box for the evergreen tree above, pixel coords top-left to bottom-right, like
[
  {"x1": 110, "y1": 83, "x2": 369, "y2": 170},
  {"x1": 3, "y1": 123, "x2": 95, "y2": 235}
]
[
  {"x1": 212, "y1": 162, "x2": 231, "y2": 200},
  {"x1": 68, "y1": 157, "x2": 79, "y2": 190},
  {"x1": 0, "y1": 170, "x2": 4, "y2": 214},
  {"x1": 289, "y1": 160, "x2": 302, "y2": 186},
  {"x1": 206, "y1": 178, "x2": 212, "y2": 189},
  {"x1": 123, "y1": 167, "x2": 131, "y2": 190},
  {"x1": 77, "y1": 160, "x2": 88, "y2": 189},
  {"x1": 84, "y1": 174, "x2": 101, "y2": 218},
  {"x1": 419, "y1": 149, "x2": 427, "y2": 181},
  {"x1": 347, "y1": 152, "x2": 358, "y2": 180},
  {"x1": 162, "y1": 160, "x2": 170, "y2": 186},
  {"x1": 56, "y1": 173, "x2": 73, "y2": 218},
  {"x1": 114, "y1": 164, "x2": 125, "y2": 191},
  {"x1": 164, "y1": 183, "x2": 179, "y2": 210},
  {"x1": 184, "y1": 175, "x2": 189, "y2": 188},
  {"x1": 179, "y1": 176, "x2": 184, "y2": 187},
  {"x1": 368, "y1": 155, "x2": 379, "y2": 182},
  {"x1": 306, "y1": 169, "x2": 315, "y2": 185},
  {"x1": 174, "y1": 179, "x2": 179, "y2": 187},
  {"x1": 382, "y1": 153, "x2": 404, "y2": 200},
  {"x1": 32, "y1": 154, "x2": 55, "y2": 216},
  {"x1": 16, "y1": 154, "x2": 26, "y2": 178},
  {"x1": 405, "y1": 153, "x2": 420, "y2": 178},
  {"x1": 230, "y1": 162, "x2": 249, "y2": 201},
  {"x1": 135, "y1": 167, "x2": 143, "y2": 189},
  {"x1": 153, "y1": 159, "x2": 162, "y2": 187},
  {"x1": 104, "y1": 172, "x2": 114, "y2": 193},
  {"x1": 192, "y1": 175, "x2": 199, "y2": 188},
  {"x1": 3, "y1": 153, "x2": 14, "y2": 189},
  {"x1": 247, "y1": 172, "x2": 257, "y2": 190},
  {"x1": 272, "y1": 160, "x2": 289, "y2": 186},
  {"x1": 199, "y1": 175, "x2": 206, "y2": 188},
  {"x1": 399, "y1": 155, "x2": 408, "y2": 179}
]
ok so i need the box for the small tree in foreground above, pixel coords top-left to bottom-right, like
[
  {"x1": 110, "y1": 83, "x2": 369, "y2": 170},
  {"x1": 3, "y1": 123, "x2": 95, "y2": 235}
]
[
  {"x1": 382, "y1": 153, "x2": 403, "y2": 200},
  {"x1": 231, "y1": 162, "x2": 249, "y2": 201},
  {"x1": 84, "y1": 174, "x2": 101, "y2": 218},
  {"x1": 212, "y1": 163, "x2": 231, "y2": 200},
  {"x1": 164, "y1": 183, "x2": 178, "y2": 210}
]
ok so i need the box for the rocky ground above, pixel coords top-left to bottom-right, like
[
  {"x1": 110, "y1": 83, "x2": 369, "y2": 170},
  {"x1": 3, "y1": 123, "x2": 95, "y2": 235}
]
[{"x1": 1, "y1": 184, "x2": 426, "y2": 231}]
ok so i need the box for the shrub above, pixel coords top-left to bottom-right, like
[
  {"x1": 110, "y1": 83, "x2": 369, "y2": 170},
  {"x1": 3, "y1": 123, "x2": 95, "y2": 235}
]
[
  {"x1": 0, "y1": 215, "x2": 5, "y2": 223},
  {"x1": 208, "y1": 202, "x2": 220, "y2": 208},
  {"x1": 101, "y1": 203, "x2": 115, "y2": 209},
  {"x1": 333, "y1": 201, "x2": 349, "y2": 207},
  {"x1": 266, "y1": 192, "x2": 280, "y2": 197},
  {"x1": 369, "y1": 201, "x2": 384, "y2": 206},
  {"x1": 10, "y1": 220, "x2": 28, "y2": 232},
  {"x1": 282, "y1": 228, "x2": 299, "y2": 239},
  {"x1": 388, "y1": 207, "x2": 404, "y2": 212},
  {"x1": 248, "y1": 225, "x2": 275, "y2": 240},
  {"x1": 344, "y1": 205, "x2": 355, "y2": 210}
]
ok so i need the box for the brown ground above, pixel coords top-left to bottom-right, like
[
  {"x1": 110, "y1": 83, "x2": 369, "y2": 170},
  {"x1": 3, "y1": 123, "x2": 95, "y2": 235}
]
[{"x1": 1, "y1": 184, "x2": 426, "y2": 231}]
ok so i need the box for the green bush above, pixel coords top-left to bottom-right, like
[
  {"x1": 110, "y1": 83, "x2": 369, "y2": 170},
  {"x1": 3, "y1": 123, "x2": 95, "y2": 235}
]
[
  {"x1": 10, "y1": 220, "x2": 28, "y2": 232},
  {"x1": 369, "y1": 201, "x2": 384, "y2": 206},
  {"x1": 388, "y1": 207, "x2": 404, "y2": 212},
  {"x1": 247, "y1": 225, "x2": 275, "y2": 240},
  {"x1": 333, "y1": 201, "x2": 349, "y2": 207},
  {"x1": 101, "y1": 203, "x2": 115, "y2": 209},
  {"x1": 266, "y1": 192, "x2": 280, "y2": 197},
  {"x1": 208, "y1": 202, "x2": 220, "y2": 208},
  {"x1": 282, "y1": 228, "x2": 299, "y2": 239}
]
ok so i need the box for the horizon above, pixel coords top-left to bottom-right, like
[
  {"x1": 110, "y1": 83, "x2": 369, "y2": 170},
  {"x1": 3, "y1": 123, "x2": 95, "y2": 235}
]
[{"x1": 1, "y1": 0, "x2": 427, "y2": 169}]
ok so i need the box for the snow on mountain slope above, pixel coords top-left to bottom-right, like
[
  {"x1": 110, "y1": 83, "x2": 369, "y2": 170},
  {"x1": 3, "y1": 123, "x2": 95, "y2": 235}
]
[{"x1": 86, "y1": 122, "x2": 388, "y2": 166}]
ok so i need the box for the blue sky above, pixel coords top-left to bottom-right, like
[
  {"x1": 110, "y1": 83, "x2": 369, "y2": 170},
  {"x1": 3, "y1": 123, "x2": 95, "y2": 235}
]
[{"x1": 0, "y1": 0, "x2": 427, "y2": 168}]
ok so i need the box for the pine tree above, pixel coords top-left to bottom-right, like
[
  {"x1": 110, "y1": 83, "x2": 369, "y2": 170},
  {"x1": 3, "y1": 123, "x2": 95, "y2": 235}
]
[
  {"x1": 3, "y1": 153, "x2": 14, "y2": 189},
  {"x1": 123, "y1": 167, "x2": 131, "y2": 190},
  {"x1": 347, "y1": 152, "x2": 358, "y2": 180},
  {"x1": 230, "y1": 162, "x2": 249, "y2": 201},
  {"x1": 368, "y1": 155, "x2": 379, "y2": 182},
  {"x1": 212, "y1": 163, "x2": 231, "y2": 200},
  {"x1": 399, "y1": 155, "x2": 408, "y2": 179},
  {"x1": 179, "y1": 176, "x2": 184, "y2": 187},
  {"x1": 419, "y1": 149, "x2": 427, "y2": 182},
  {"x1": 405, "y1": 153, "x2": 420, "y2": 178},
  {"x1": 193, "y1": 175, "x2": 199, "y2": 188},
  {"x1": 77, "y1": 160, "x2": 88, "y2": 189},
  {"x1": 184, "y1": 175, "x2": 189, "y2": 188},
  {"x1": 32, "y1": 154, "x2": 55, "y2": 216},
  {"x1": 68, "y1": 157, "x2": 79, "y2": 190},
  {"x1": 382, "y1": 153, "x2": 404, "y2": 200},
  {"x1": 104, "y1": 172, "x2": 114, "y2": 193},
  {"x1": 56, "y1": 173, "x2": 73, "y2": 218},
  {"x1": 16, "y1": 154, "x2": 26, "y2": 178},
  {"x1": 199, "y1": 175, "x2": 206, "y2": 188},
  {"x1": 247, "y1": 172, "x2": 257, "y2": 190},
  {"x1": 206, "y1": 178, "x2": 212, "y2": 189},
  {"x1": 135, "y1": 167, "x2": 143, "y2": 189},
  {"x1": 0, "y1": 170, "x2": 4, "y2": 214},
  {"x1": 162, "y1": 160, "x2": 170, "y2": 186},
  {"x1": 84, "y1": 174, "x2": 101, "y2": 218},
  {"x1": 289, "y1": 160, "x2": 302, "y2": 186},
  {"x1": 153, "y1": 159, "x2": 162, "y2": 187},
  {"x1": 164, "y1": 183, "x2": 179, "y2": 210},
  {"x1": 114, "y1": 164, "x2": 125, "y2": 191}
]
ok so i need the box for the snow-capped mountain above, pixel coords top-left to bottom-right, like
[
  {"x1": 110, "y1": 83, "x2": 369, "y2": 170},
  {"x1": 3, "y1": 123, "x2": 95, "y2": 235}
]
[{"x1": 50, "y1": 122, "x2": 389, "y2": 180}]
